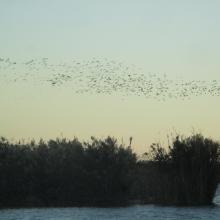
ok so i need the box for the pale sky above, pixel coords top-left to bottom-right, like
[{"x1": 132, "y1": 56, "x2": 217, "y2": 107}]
[{"x1": 1, "y1": 0, "x2": 220, "y2": 153}]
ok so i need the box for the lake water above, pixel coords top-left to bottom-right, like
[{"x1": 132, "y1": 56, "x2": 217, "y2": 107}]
[
  {"x1": 0, "y1": 205, "x2": 220, "y2": 220},
  {"x1": 0, "y1": 187, "x2": 219, "y2": 220}
]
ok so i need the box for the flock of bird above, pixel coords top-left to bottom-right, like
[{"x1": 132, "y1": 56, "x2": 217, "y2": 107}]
[{"x1": 1, "y1": 57, "x2": 220, "y2": 101}]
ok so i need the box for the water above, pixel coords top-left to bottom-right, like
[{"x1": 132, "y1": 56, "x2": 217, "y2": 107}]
[
  {"x1": 0, "y1": 205, "x2": 220, "y2": 220},
  {"x1": 0, "y1": 188, "x2": 219, "y2": 220}
]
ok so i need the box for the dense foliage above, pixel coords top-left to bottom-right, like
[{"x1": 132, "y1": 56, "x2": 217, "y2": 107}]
[
  {"x1": 134, "y1": 134, "x2": 220, "y2": 205},
  {"x1": 0, "y1": 134, "x2": 219, "y2": 207},
  {"x1": 0, "y1": 136, "x2": 136, "y2": 207}
]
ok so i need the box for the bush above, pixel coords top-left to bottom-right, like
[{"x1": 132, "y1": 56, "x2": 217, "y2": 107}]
[
  {"x1": 0, "y1": 134, "x2": 219, "y2": 207},
  {"x1": 0, "y1": 136, "x2": 136, "y2": 207},
  {"x1": 141, "y1": 134, "x2": 220, "y2": 205}
]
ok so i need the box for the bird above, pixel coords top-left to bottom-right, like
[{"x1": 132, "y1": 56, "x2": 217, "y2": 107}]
[{"x1": 1, "y1": 57, "x2": 220, "y2": 101}]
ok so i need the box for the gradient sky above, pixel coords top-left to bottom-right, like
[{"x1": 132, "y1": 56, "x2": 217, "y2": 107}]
[{"x1": 1, "y1": 0, "x2": 220, "y2": 153}]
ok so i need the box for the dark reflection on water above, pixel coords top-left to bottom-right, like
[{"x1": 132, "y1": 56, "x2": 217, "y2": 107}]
[
  {"x1": 0, "y1": 187, "x2": 219, "y2": 220},
  {"x1": 0, "y1": 205, "x2": 220, "y2": 220}
]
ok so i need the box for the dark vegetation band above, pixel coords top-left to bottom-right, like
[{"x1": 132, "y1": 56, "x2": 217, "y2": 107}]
[{"x1": 0, "y1": 134, "x2": 219, "y2": 207}]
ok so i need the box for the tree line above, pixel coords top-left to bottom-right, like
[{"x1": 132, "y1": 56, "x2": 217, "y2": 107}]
[{"x1": 0, "y1": 134, "x2": 219, "y2": 207}]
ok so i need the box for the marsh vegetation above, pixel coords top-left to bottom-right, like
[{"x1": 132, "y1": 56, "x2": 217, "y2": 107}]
[{"x1": 0, "y1": 134, "x2": 219, "y2": 207}]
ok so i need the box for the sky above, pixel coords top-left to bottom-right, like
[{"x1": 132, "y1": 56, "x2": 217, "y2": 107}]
[{"x1": 1, "y1": 0, "x2": 220, "y2": 153}]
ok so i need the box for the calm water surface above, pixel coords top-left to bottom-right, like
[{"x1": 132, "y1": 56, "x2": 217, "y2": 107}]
[
  {"x1": 0, "y1": 205, "x2": 220, "y2": 220},
  {"x1": 0, "y1": 188, "x2": 219, "y2": 220}
]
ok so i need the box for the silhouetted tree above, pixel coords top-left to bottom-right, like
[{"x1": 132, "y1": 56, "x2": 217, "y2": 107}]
[
  {"x1": 0, "y1": 134, "x2": 219, "y2": 207},
  {"x1": 138, "y1": 134, "x2": 220, "y2": 205}
]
